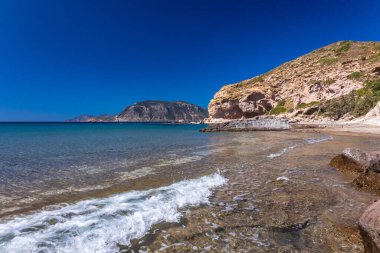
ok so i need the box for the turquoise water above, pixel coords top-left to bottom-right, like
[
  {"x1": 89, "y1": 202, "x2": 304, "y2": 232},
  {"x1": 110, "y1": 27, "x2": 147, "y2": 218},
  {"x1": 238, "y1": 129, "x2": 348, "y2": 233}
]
[
  {"x1": 0, "y1": 123, "x2": 231, "y2": 252},
  {"x1": 0, "y1": 123, "x2": 217, "y2": 214}
]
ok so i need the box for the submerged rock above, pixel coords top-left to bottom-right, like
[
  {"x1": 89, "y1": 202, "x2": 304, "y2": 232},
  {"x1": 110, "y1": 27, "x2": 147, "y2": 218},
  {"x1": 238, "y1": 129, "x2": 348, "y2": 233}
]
[
  {"x1": 332, "y1": 148, "x2": 380, "y2": 252},
  {"x1": 330, "y1": 148, "x2": 380, "y2": 193},
  {"x1": 330, "y1": 148, "x2": 380, "y2": 177},
  {"x1": 359, "y1": 200, "x2": 380, "y2": 253},
  {"x1": 330, "y1": 148, "x2": 368, "y2": 174}
]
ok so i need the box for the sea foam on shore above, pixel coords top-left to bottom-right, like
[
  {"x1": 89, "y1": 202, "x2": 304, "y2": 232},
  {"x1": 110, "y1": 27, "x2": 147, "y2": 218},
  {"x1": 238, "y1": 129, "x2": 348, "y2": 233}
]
[{"x1": 0, "y1": 172, "x2": 226, "y2": 253}]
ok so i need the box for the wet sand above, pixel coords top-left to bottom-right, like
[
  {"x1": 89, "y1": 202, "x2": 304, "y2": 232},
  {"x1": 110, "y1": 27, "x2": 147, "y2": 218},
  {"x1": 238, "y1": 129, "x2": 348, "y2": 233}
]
[{"x1": 293, "y1": 122, "x2": 380, "y2": 135}]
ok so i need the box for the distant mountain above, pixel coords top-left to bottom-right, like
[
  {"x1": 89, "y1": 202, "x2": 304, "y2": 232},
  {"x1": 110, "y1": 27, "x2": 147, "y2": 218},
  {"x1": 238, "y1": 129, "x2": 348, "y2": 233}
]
[
  {"x1": 65, "y1": 101, "x2": 208, "y2": 123},
  {"x1": 116, "y1": 100, "x2": 208, "y2": 122},
  {"x1": 65, "y1": 114, "x2": 114, "y2": 122}
]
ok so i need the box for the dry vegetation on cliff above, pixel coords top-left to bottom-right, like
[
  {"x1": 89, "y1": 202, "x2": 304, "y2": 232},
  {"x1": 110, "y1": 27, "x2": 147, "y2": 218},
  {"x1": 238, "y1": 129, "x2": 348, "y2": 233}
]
[{"x1": 208, "y1": 41, "x2": 380, "y2": 122}]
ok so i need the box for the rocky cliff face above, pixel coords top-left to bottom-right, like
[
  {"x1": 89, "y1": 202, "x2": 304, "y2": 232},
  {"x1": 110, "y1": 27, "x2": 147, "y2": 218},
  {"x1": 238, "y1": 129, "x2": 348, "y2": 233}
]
[
  {"x1": 207, "y1": 41, "x2": 380, "y2": 122},
  {"x1": 116, "y1": 100, "x2": 208, "y2": 122}
]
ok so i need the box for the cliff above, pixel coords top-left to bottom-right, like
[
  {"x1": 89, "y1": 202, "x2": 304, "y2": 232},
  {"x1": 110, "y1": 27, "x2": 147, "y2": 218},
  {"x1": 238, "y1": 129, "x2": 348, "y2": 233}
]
[
  {"x1": 207, "y1": 41, "x2": 380, "y2": 123},
  {"x1": 116, "y1": 100, "x2": 208, "y2": 122}
]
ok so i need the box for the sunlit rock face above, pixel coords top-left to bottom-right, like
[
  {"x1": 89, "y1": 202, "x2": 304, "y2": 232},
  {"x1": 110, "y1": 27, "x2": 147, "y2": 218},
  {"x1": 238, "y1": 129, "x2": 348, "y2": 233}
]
[{"x1": 208, "y1": 41, "x2": 380, "y2": 121}]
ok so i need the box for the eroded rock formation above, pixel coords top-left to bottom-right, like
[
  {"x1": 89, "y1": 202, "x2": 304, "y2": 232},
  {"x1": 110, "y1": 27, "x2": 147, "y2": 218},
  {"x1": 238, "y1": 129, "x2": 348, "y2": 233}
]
[{"x1": 208, "y1": 41, "x2": 380, "y2": 122}]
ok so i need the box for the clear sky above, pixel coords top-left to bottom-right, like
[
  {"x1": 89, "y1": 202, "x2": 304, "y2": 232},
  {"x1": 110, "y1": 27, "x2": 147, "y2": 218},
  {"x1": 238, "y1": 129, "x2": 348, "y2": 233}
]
[{"x1": 1, "y1": 0, "x2": 380, "y2": 121}]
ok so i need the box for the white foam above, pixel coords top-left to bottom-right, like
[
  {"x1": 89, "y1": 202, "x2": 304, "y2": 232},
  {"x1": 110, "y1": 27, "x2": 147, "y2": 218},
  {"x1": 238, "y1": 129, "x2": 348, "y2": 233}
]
[
  {"x1": 276, "y1": 176, "x2": 289, "y2": 182},
  {"x1": 117, "y1": 167, "x2": 155, "y2": 180},
  {"x1": 156, "y1": 155, "x2": 203, "y2": 167},
  {"x1": 305, "y1": 135, "x2": 333, "y2": 144},
  {"x1": 268, "y1": 145, "x2": 298, "y2": 158},
  {"x1": 0, "y1": 172, "x2": 226, "y2": 253}
]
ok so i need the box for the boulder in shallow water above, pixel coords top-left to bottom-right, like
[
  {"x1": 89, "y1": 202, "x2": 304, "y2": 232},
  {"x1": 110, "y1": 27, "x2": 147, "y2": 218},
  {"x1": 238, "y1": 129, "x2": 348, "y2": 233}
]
[
  {"x1": 330, "y1": 148, "x2": 368, "y2": 174},
  {"x1": 359, "y1": 200, "x2": 380, "y2": 253},
  {"x1": 330, "y1": 148, "x2": 380, "y2": 193},
  {"x1": 330, "y1": 148, "x2": 380, "y2": 174}
]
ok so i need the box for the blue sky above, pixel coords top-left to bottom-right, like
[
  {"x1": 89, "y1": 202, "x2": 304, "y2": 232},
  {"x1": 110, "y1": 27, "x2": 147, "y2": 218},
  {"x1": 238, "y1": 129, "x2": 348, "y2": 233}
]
[{"x1": 1, "y1": 0, "x2": 380, "y2": 121}]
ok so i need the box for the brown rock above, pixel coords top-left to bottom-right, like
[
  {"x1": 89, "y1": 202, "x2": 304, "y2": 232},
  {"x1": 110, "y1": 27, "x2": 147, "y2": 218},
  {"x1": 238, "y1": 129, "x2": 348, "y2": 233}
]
[
  {"x1": 331, "y1": 148, "x2": 380, "y2": 194},
  {"x1": 303, "y1": 106, "x2": 319, "y2": 115},
  {"x1": 373, "y1": 67, "x2": 380, "y2": 76},
  {"x1": 359, "y1": 200, "x2": 380, "y2": 253},
  {"x1": 330, "y1": 148, "x2": 368, "y2": 174},
  {"x1": 354, "y1": 172, "x2": 380, "y2": 193}
]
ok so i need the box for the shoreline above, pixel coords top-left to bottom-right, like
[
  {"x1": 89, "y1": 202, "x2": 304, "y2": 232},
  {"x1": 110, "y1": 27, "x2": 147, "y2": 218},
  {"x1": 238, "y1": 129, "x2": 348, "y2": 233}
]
[
  {"x1": 292, "y1": 122, "x2": 380, "y2": 135},
  {"x1": 202, "y1": 117, "x2": 380, "y2": 135},
  {"x1": 2, "y1": 124, "x2": 380, "y2": 251}
]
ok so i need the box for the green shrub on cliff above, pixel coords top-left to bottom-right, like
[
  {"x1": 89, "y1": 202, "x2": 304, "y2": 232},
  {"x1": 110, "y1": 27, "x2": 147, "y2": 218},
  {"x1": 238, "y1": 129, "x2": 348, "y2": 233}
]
[
  {"x1": 372, "y1": 53, "x2": 380, "y2": 62},
  {"x1": 347, "y1": 71, "x2": 362, "y2": 80},
  {"x1": 234, "y1": 75, "x2": 265, "y2": 89},
  {"x1": 318, "y1": 57, "x2": 338, "y2": 66},
  {"x1": 322, "y1": 93, "x2": 355, "y2": 119},
  {"x1": 335, "y1": 41, "x2": 352, "y2": 55},
  {"x1": 296, "y1": 101, "x2": 321, "y2": 109},
  {"x1": 323, "y1": 79, "x2": 336, "y2": 85},
  {"x1": 249, "y1": 76, "x2": 264, "y2": 84},
  {"x1": 321, "y1": 79, "x2": 380, "y2": 119},
  {"x1": 369, "y1": 79, "x2": 380, "y2": 91},
  {"x1": 268, "y1": 100, "x2": 286, "y2": 115}
]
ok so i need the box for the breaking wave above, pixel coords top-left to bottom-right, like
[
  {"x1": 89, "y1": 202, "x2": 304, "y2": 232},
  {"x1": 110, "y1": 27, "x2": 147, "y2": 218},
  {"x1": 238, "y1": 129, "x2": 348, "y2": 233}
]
[{"x1": 0, "y1": 172, "x2": 226, "y2": 253}]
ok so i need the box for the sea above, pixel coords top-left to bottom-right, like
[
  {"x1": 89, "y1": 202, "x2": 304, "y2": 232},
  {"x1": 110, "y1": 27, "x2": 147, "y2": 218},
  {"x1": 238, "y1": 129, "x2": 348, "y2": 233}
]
[
  {"x1": 0, "y1": 122, "x2": 379, "y2": 252},
  {"x1": 0, "y1": 123, "x2": 224, "y2": 252}
]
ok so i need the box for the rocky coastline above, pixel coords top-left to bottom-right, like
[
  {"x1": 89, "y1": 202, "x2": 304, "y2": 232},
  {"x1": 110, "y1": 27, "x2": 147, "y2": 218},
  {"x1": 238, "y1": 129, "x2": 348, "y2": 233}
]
[
  {"x1": 206, "y1": 41, "x2": 380, "y2": 124},
  {"x1": 200, "y1": 118, "x2": 380, "y2": 252},
  {"x1": 200, "y1": 117, "x2": 290, "y2": 132}
]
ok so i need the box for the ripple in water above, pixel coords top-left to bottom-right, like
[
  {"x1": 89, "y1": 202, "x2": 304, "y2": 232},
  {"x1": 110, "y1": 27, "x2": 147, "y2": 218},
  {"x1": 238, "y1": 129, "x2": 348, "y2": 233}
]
[
  {"x1": 268, "y1": 145, "x2": 298, "y2": 158},
  {"x1": 0, "y1": 172, "x2": 226, "y2": 253},
  {"x1": 305, "y1": 135, "x2": 333, "y2": 144}
]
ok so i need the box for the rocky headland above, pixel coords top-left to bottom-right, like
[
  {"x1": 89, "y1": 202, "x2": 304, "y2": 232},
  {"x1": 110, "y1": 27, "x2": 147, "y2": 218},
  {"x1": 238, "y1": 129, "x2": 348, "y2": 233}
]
[
  {"x1": 66, "y1": 100, "x2": 208, "y2": 123},
  {"x1": 206, "y1": 41, "x2": 380, "y2": 126}
]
